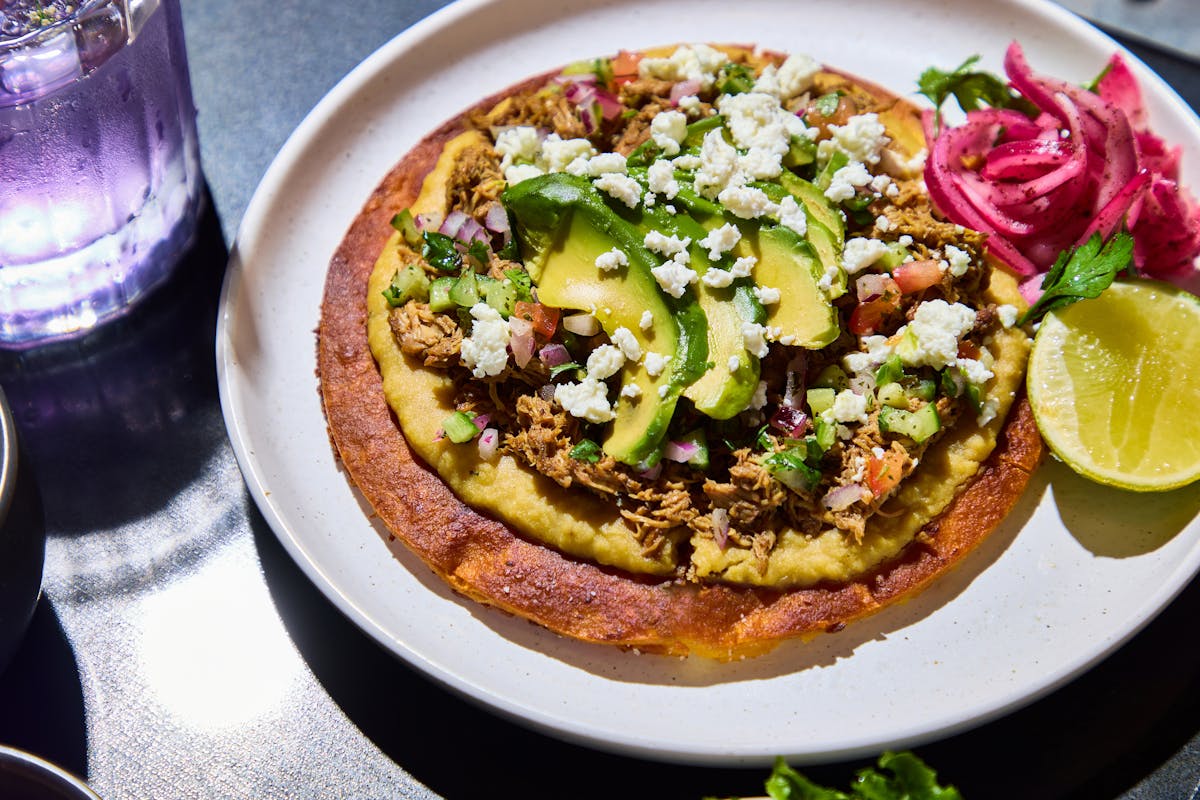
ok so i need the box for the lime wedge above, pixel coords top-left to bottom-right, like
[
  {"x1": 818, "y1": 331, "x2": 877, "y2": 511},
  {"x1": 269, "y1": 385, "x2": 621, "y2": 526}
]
[{"x1": 1027, "y1": 279, "x2": 1200, "y2": 491}]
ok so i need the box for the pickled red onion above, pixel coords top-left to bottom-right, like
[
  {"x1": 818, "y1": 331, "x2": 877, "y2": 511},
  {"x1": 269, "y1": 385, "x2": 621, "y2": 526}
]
[{"x1": 924, "y1": 42, "x2": 1200, "y2": 283}]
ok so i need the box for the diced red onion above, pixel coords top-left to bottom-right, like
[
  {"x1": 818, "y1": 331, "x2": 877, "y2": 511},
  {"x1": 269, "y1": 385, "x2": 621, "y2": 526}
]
[
  {"x1": 639, "y1": 462, "x2": 663, "y2": 481},
  {"x1": 538, "y1": 343, "x2": 571, "y2": 367},
  {"x1": 562, "y1": 313, "x2": 600, "y2": 336},
  {"x1": 711, "y1": 507, "x2": 730, "y2": 549},
  {"x1": 456, "y1": 215, "x2": 490, "y2": 246},
  {"x1": 594, "y1": 88, "x2": 624, "y2": 121},
  {"x1": 477, "y1": 428, "x2": 499, "y2": 460},
  {"x1": 663, "y1": 440, "x2": 699, "y2": 462},
  {"x1": 769, "y1": 406, "x2": 808, "y2": 437},
  {"x1": 782, "y1": 354, "x2": 808, "y2": 409},
  {"x1": 509, "y1": 317, "x2": 535, "y2": 368},
  {"x1": 821, "y1": 483, "x2": 866, "y2": 512},
  {"x1": 439, "y1": 210, "x2": 470, "y2": 240},
  {"x1": 856, "y1": 273, "x2": 896, "y2": 303},
  {"x1": 484, "y1": 204, "x2": 510, "y2": 234},
  {"x1": 471, "y1": 413, "x2": 490, "y2": 431},
  {"x1": 670, "y1": 79, "x2": 702, "y2": 106},
  {"x1": 538, "y1": 383, "x2": 557, "y2": 402}
]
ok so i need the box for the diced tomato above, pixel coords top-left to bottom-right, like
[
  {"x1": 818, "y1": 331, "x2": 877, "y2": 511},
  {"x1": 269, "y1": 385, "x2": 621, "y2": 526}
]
[
  {"x1": 513, "y1": 301, "x2": 560, "y2": 339},
  {"x1": 849, "y1": 275, "x2": 901, "y2": 335},
  {"x1": 611, "y1": 50, "x2": 642, "y2": 86},
  {"x1": 865, "y1": 449, "x2": 906, "y2": 498},
  {"x1": 892, "y1": 259, "x2": 944, "y2": 294}
]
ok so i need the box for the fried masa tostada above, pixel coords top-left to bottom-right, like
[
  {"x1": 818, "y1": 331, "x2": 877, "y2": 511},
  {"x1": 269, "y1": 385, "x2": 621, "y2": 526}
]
[{"x1": 318, "y1": 43, "x2": 1044, "y2": 660}]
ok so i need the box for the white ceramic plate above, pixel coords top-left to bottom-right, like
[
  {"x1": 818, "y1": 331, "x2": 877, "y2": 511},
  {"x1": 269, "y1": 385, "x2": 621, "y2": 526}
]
[{"x1": 217, "y1": 0, "x2": 1200, "y2": 765}]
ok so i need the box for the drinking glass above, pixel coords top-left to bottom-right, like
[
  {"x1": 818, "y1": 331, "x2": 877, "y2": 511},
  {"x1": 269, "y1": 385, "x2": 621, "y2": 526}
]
[{"x1": 0, "y1": 0, "x2": 202, "y2": 346}]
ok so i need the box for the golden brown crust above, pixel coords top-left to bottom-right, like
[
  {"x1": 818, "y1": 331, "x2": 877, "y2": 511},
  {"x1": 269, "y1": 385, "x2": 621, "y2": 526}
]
[{"x1": 317, "y1": 48, "x2": 1045, "y2": 661}]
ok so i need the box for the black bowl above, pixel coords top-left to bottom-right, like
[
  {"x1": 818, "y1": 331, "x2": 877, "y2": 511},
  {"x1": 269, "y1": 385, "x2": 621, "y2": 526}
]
[
  {"x1": 0, "y1": 745, "x2": 100, "y2": 799},
  {"x1": 0, "y1": 384, "x2": 44, "y2": 672}
]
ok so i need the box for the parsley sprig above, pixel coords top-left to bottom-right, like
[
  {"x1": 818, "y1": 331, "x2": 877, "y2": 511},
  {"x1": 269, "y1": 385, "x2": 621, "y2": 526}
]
[
  {"x1": 918, "y1": 55, "x2": 1037, "y2": 130},
  {"x1": 1019, "y1": 231, "x2": 1134, "y2": 325}
]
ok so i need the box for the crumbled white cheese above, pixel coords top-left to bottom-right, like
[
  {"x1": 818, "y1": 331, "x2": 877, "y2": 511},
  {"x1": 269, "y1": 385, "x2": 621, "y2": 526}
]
[
  {"x1": 753, "y1": 64, "x2": 782, "y2": 98},
  {"x1": 569, "y1": 152, "x2": 628, "y2": 177},
  {"x1": 698, "y1": 223, "x2": 741, "y2": 260},
  {"x1": 619, "y1": 383, "x2": 642, "y2": 400},
  {"x1": 943, "y1": 244, "x2": 972, "y2": 277},
  {"x1": 638, "y1": 310, "x2": 654, "y2": 332},
  {"x1": 638, "y1": 43, "x2": 728, "y2": 89},
  {"x1": 753, "y1": 285, "x2": 781, "y2": 305},
  {"x1": 504, "y1": 163, "x2": 545, "y2": 186},
  {"x1": 695, "y1": 129, "x2": 741, "y2": 199},
  {"x1": 739, "y1": 146, "x2": 784, "y2": 180},
  {"x1": 742, "y1": 322, "x2": 770, "y2": 358},
  {"x1": 776, "y1": 195, "x2": 808, "y2": 237},
  {"x1": 822, "y1": 389, "x2": 870, "y2": 425},
  {"x1": 650, "y1": 110, "x2": 688, "y2": 157},
  {"x1": 701, "y1": 267, "x2": 734, "y2": 288},
  {"x1": 823, "y1": 160, "x2": 873, "y2": 203},
  {"x1": 610, "y1": 326, "x2": 643, "y2": 361},
  {"x1": 540, "y1": 134, "x2": 597, "y2": 173},
  {"x1": 650, "y1": 259, "x2": 698, "y2": 298},
  {"x1": 672, "y1": 154, "x2": 703, "y2": 171},
  {"x1": 977, "y1": 397, "x2": 1000, "y2": 427},
  {"x1": 750, "y1": 380, "x2": 769, "y2": 410},
  {"x1": 677, "y1": 95, "x2": 702, "y2": 116},
  {"x1": 997, "y1": 304, "x2": 1019, "y2": 328},
  {"x1": 459, "y1": 303, "x2": 511, "y2": 378},
  {"x1": 896, "y1": 300, "x2": 977, "y2": 370},
  {"x1": 555, "y1": 378, "x2": 614, "y2": 424},
  {"x1": 594, "y1": 247, "x2": 628, "y2": 272},
  {"x1": 494, "y1": 126, "x2": 541, "y2": 168},
  {"x1": 776, "y1": 52, "x2": 820, "y2": 100},
  {"x1": 658, "y1": 385, "x2": 671, "y2": 399},
  {"x1": 644, "y1": 351, "x2": 671, "y2": 377},
  {"x1": 728, "y1": 355, "x2": 741, "y2": 372},
  {"x1": 643, "y1": 230, "x2": 691, "y2": 259},
  {"x1": 842, "y1": 237, "x2": 891, "y2": 274},
  {"x1": 593, "y1": 173, "x2": 642, "y2": 208},
  {"x1": 818, "y1": 112, "x2": 889, "y2": 167},
  {"x1": 586, "y1": 344, "x2": 626, "y2": 380},
  {"x1": 875, "y1": 214, "x2": 894, "y2": 233},
  {"x1": 730, "y1": 255, "x2": 756, "y2": 278},
  {"x1": 647, "y1": 159, "x2": 680, "y2": 199},
  {"x1": 957, "y1": 357, "x2": 994, "y2": 387},
  {"x1": 718, "y1": 184, "x2": 778, "y2": 219}
]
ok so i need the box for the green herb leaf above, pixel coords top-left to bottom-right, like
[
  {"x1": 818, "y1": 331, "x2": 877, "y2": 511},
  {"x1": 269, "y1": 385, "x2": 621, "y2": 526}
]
[
  {"x1": 569, "y1": 438, "x2": 602, "y2": 463},
  {"x1": 813, "y1": 91, "x2": 842, "y2": 118},
  {"x1": 764, "y1": 756, "x2": 851, "y2": 800},
  {"x1": 851, "y1": 751, "x2": 964, "y2": 800},
  {"x1": 422, "y1": 230, "x2": 463, "y2": 272},
  {"x1": 716, "y1": 62, "x2": 756, "y2": 96},
  {"x1": 465, "y1": 239, "x2": 491, "y2": 270},
  {"x1": 1019, "y1": 231, "x2": 1134, "y2": 325},
  {"x1": 549, "y1": 362, "x2": 582, "y2": 379},
  {"x1": 918, "y1": 56, "x2": 1037, "y2": 131},
  {"x1": 504, "y1": 268, "x2": 535, "y2": 302}
]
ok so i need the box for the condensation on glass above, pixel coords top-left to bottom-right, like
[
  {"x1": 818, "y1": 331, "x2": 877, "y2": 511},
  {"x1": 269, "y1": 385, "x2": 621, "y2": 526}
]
[{"x1": 0, "y1": 0, "x2": 202, "y2": 346}]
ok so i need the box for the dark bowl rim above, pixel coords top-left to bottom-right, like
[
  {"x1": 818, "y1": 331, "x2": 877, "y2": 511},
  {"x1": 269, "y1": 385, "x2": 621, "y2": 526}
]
[{"x1": 0, "y1": 744, "x2": 101, "y2": 799}]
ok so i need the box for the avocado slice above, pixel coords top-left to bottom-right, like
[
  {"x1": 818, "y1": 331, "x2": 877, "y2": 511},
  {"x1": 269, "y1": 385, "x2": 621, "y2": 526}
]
[
  {"x1": 638, "y1": 202, "x2": 765, "y2": 420},
  {"x1": 502, "y1": 173, "x2": 708, "y2": 467},
  {"x1": 674, "y1": 179, "x2": 840, "y2": 350},
  {"x1": 737, "y1": 224, "x2": 839, "y2": 349}
]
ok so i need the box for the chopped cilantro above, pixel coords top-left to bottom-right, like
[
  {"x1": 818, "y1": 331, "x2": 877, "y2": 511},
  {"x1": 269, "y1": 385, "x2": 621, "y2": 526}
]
[
  {"x1": 812, "y1": 91, "x2": 842, "y2": 118},
  {"x1": 465, "y1": 239, "x2": 491, "y2": 270},
  {"x1": 762, "y1": 448, "x2": 822, "y2": 493},
  {"x1": 710, "y1": 751, "x2": 962, "y2": 800},
  {"x1": 549, "y1": 362, "x2": 582, "y2": 379},
  {"x1": 569, "y1": 438, "x2": 602, "y2": 463},
  {"x1": 1019, "y1": 231, "x2": 1134, "y2": 325},
  {"x1": 504, "y1": 268, "x2": 534, "y2": 302},
  {"x1": 716, "y1": 62, "x2": 756, "y2": 95},
  {"x1": 422, "y1": 230, "x2": 463, "y2": 272}
]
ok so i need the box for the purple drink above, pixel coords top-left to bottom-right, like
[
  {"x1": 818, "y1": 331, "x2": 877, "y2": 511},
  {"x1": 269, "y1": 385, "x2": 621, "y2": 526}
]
[{"x1": 0, "y1": 0, "x2": 201, "y2": 346}]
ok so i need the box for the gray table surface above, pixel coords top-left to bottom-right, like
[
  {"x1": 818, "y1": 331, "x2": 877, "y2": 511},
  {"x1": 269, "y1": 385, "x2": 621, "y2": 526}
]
[{"x1": 1, "y1": 1, "x2": 1200, "y2": 798}]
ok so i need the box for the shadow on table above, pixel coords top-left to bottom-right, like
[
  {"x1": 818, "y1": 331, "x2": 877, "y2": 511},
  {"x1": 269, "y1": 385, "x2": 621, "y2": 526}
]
[
  {"x1": 0, "y1": 186, "x2": 229, "y2": 539},
  {"x1": 0, "y1": 598, "x2": 88, "y2": 782}
]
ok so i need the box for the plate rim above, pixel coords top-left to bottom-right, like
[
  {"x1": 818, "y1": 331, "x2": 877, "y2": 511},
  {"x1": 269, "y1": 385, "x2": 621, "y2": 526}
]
[{"x1": 215, "y1": 0, "x2": 1200, "y2": 765}]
